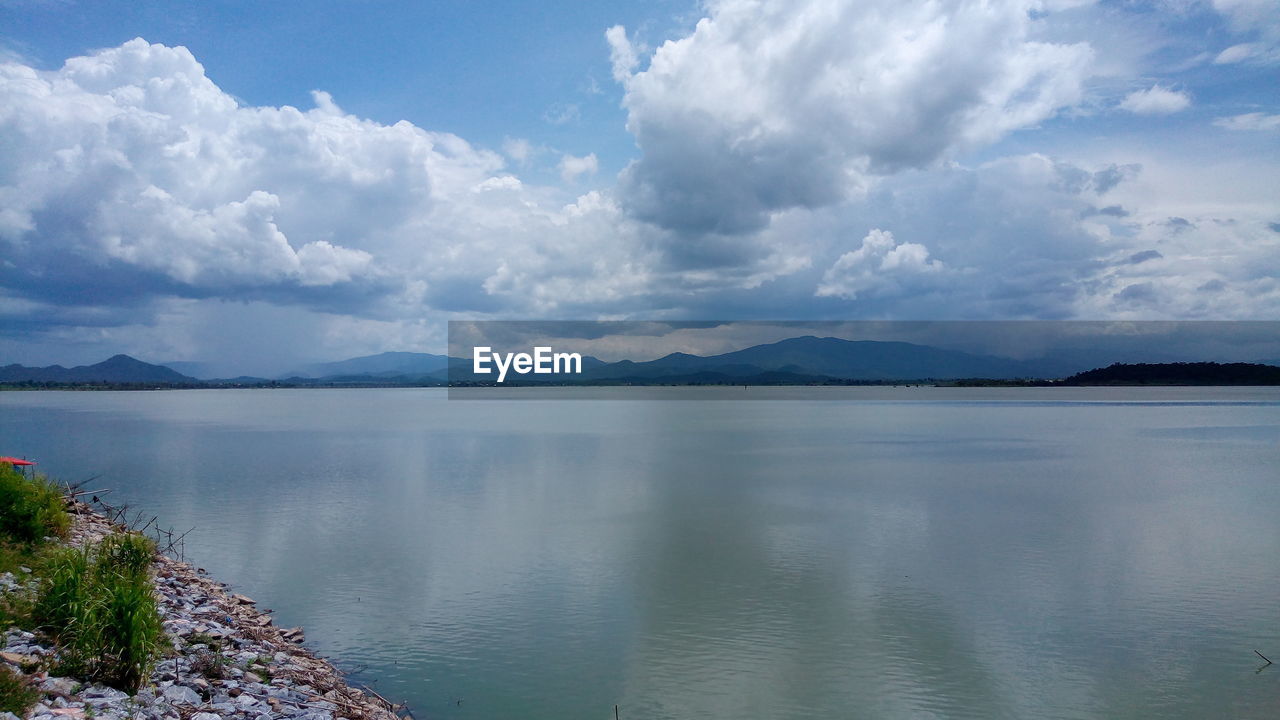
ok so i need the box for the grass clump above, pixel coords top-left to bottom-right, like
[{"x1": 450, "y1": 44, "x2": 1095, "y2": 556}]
[
  {"x1": 190, "y1": 649, "x2": 227, "y2": 679},
  {"x1": 96, "y1": 533, "x2": 155, "y2": 579},
  {"x1": 0, "y1": 464, "x2": 71, "y2": 632},
  {"x1": 0, "y1": 464, "x2": 69, "y2": 543},
  {"x1": 0, "y1": 665, "x2": 37, "y2": 714},
  {"x1": 34, "y1": 533, "x2": 162, "y2": 692},
  {"x1": 32, "y1": 546, "x2": 92, "y2": 635},
  {"x1": 0, "y1": 466, "x2": 162, "y2": 693},
  {"x1": 245, "y1": 654, "x2": 272, "y2": 681}
]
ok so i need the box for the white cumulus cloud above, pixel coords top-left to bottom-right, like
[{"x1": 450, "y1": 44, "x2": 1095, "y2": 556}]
[
  {"x1": 0, "y1": 39, "x2": 669, "y2": 322},
  {"x1": 816, "y1": 229, "x2": 945, "y2": 300},
  {"x1": 558, "y1": 153, "x2": 599, "y2": 183},
  {"x1": 605, "y1": 25, "x2": 639, "y2": 83},
  {"x1": 612, "y1": 0, "x2": 1096, "y2": 234},
  {"x1": 1119, "y1": 85, "x2": 1191, "y2": 114}
]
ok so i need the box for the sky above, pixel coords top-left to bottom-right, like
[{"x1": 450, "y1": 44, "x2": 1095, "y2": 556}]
[{"x1": 1, "y1": 0, "x2": 1277, "y2": 375}]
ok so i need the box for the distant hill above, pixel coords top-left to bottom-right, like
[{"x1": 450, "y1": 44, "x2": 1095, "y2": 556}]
[
  {"x1": 1063, "y1": 362, "x2": 1280, "y2": 386},
  {"x1": 160, "y1": 361, "x2": 222, "y2": 380},
  {"x1": 444, "y1": 336, "x2": 1070, "y2": 384},
  {"x1": 13, "y1": 345, "x2": 1276, "y2": 389},
  {"x1": 285, "y1": 351, "x2": 452, "y2": 379},
  {"x1": 572, "y1": 336, "x2": 1050, "y2": 382},
  {"x1": 0, "y1": 355, "x2": 197, "y2": 384}
]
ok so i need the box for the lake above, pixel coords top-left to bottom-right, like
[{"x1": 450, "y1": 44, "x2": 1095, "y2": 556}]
[{"x1": 2, "y1": 387, "x2": 1279, "y2": 719}]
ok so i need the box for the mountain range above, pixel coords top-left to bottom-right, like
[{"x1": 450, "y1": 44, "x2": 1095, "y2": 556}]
[
  {"x1": 4, "y1": 337, "x2": 1279, "y2": 386},
  {"x1": 0, "y1": 355, "x2": 196, "y2": 384},
  {"x1": 283, "y1": 351, "x2": 453, "y2": 379},
  {"x1": 573, "y1": 336, "x2": 1046, "y2": 382}
]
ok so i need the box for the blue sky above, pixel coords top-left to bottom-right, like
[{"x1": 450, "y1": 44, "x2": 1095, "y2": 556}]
[{"x1": 1, "y1": 0, "x2": 1277, "y2": 374}]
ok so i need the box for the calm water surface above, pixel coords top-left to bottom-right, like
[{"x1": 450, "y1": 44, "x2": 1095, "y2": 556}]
[{"x1": 1, "y1": 387, "x2": 1278, "y2": 719}]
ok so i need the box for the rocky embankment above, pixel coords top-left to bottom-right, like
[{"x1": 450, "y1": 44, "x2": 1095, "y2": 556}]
[{"x1": 0, "y1": 501, "x2": 402, "y2": 720}]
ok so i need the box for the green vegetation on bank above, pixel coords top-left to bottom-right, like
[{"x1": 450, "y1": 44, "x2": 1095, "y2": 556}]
[
  {"x1": 0, "y1": 664, "x2": 37, "y2": 714},
  {"x1": 0, "y1": 468, "x2": 69, "y2": 543},
  {"x1": 35, "y1": 534, "x2": 163, "y2": 690},
  {"x1": 0, "y1": 463, "x2": 165, "y2": 699}
]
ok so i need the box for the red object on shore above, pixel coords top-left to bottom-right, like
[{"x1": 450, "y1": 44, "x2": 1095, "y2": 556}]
[{"x1": 0, "y1": 457, "x2": 35, "y2": 466}]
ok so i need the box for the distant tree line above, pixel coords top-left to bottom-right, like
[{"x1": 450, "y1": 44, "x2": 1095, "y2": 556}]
[{"x1": 1061, "y1": 362, "x2": 1280, "y2": 386}]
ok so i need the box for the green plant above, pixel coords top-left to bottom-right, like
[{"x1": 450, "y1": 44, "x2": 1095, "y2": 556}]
[
  {"x1": 245, "y1": 655, "x2": 273, "y2": 681},
  {"x1": 0, "y1": 539, "x2": 49, "y2": 630},
  {"x1": 95, "y1": 568, "x2": 161, "y2": 690},
  {"x1": 0, "y1": 583, "x2": 37, "y2": 632},
  {"x1": 35, "y1": 535, "x2": 163, "y2": 692},
  {"x1": 33, "y1": 545, "x2": 93, "y2": 636},
  {"x1": 190, "y1": 649, "x2": 227, "y2": 679},
  {"x1": 0, "y1": 465, "x2": 70, "y2": 542},
  {"x1": 0, "y1": 664, "x2": 37, "y2": 714},
  {"x1": 96, "y1": 533, "x2": 156, "y2": 579}
]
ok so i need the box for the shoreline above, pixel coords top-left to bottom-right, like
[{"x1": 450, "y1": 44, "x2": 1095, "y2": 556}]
[{"x1": 3, "y1": 499, "x2": 405, "y2": 720}]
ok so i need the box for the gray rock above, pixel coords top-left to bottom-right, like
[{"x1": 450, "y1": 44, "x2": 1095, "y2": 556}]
[
  {"x1": 84, "y1": 685, "x2": 130, "y2": 701},
  {"x1": 161, "y1": 685, "x2": 201, "y2": 706},
  {"x1": 191, "y1": 713, "x2": 222, "y2": 720},
  {"x1": 39, "y1": 676, "x2": 79, "y2": 694},
  {"x1": 0, "y1": 711, "x2": 21, "y2": 720},
  {"x1": 243, "y1": 671, "x2": 262, "y2": 684}
]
